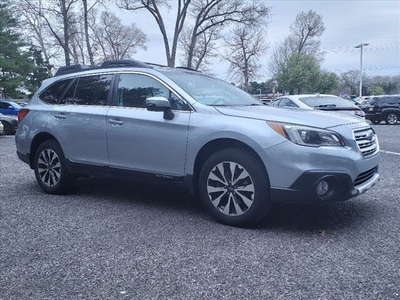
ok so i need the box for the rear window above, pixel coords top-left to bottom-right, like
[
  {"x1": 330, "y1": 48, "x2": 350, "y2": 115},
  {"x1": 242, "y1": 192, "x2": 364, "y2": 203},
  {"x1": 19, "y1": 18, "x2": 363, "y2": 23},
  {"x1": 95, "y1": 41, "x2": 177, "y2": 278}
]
[{"x1": 299, "y1": 96, "x2": 356, "y2": 108}]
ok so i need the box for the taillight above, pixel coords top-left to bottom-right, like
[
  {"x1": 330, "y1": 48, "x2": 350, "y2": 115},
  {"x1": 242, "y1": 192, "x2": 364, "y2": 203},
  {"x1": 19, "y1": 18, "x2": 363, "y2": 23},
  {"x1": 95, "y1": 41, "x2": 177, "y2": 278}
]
[{"x1": 18, "y1": 108, "x2": 30, "y2": 123}]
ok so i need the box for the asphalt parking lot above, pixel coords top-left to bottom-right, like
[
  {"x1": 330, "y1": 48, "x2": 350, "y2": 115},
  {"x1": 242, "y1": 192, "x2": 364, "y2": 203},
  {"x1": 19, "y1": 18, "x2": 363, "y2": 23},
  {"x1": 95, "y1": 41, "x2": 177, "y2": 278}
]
[{"x1": 0, "y1": 125, "x2": 399, "y2": 299}]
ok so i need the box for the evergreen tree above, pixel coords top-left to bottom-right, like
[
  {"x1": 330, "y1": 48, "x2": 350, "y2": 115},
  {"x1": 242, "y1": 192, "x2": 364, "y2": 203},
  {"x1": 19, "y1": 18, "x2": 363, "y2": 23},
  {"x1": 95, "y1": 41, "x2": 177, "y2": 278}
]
[{"x1": 0, "y1": 0, "x2": 37, "y2": 98}]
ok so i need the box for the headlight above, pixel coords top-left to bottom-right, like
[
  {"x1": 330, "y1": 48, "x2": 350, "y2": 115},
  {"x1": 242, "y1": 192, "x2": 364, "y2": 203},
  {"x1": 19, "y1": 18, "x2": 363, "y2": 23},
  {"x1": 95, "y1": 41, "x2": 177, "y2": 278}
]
[
  {"x1": 268, "y1": 122, "x2": 344, "y2": 147},
  {"x1": 355, "y1": 110, "x2": 365, "y2": 117}
]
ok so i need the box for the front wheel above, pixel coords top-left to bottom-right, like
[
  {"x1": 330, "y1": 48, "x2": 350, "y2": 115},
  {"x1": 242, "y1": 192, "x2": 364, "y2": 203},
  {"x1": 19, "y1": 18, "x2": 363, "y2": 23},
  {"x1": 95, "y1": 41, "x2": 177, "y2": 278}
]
[
  {"x1": 198, "y1": 148, "x2": 271, "y2": 226},
  {"x1": 385, "y1": 113, "x2": 398, "y2": 125},
  {"x1": 33, "y1": 140, "x2": 76, "y2": 194}
]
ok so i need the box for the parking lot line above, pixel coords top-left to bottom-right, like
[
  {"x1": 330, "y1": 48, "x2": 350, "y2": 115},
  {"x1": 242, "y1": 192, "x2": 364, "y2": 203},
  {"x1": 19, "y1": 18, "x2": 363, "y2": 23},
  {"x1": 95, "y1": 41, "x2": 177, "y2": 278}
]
[{"x1": 381, "y1": 150, "x2": 400, "y2": 156}]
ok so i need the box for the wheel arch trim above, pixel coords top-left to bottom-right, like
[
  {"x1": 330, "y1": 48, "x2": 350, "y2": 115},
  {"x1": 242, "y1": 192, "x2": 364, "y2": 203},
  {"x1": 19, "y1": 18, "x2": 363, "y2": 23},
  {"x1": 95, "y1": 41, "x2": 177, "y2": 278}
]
[{"x1": 186, "y1": 138, "x2": 270, "y2": 195}]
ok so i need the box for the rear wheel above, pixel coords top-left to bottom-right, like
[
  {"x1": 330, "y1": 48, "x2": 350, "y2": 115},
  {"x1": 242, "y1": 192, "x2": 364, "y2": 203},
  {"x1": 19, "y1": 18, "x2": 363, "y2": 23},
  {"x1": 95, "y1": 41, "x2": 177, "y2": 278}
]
[
  {"x1": 33, "y1": 140, "x2": 76, "y2": 194},
  {"x1": 385, "y1": 113, "x2": 398, "y2": 125},
  {"x1": 2, "y1": 122, "x2": 12, "y2": 135},
  {"x1": 198, "y1": 148, "x2": 271, "y2": 226}
]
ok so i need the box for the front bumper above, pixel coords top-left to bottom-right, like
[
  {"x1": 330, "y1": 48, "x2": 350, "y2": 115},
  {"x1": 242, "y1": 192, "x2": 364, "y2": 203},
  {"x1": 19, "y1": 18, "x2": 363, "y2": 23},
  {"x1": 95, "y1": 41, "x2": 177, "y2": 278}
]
[
  {"x1": 365, "y1": 112, "x2": 382, "y2": 121},
  {"x1": 270, "y1": 167, "x2": 379, "y2": 204}
]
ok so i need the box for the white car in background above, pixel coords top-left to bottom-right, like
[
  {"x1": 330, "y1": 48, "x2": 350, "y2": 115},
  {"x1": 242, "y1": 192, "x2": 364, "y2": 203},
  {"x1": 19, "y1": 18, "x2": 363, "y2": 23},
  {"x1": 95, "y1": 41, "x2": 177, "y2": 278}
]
[
  {"x1": 270, "y1": 94, "x2": 366, "y2": 119},
  {"x1": 0, "y1": 121, "x2": 4, "y2": 135}
]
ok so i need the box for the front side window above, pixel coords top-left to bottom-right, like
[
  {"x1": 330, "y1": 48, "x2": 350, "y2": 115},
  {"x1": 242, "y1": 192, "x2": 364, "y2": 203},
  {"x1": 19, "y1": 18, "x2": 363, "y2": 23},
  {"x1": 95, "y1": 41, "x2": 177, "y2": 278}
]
[
  {"x1": 117, "y1": 73, "x2": 189, "y2": 110},
  {"x1": 60, "y1": 74, "x2": 112, "y2": 105},
  {"x1": 39, "y1": 79, "x2": 73, "y2": 104},
  {"x1": 279, "y1": 98, "x2": 298, "y2": 108},
  {"x1": 269, "y1": 99, "x2": 281, "y2": 106}
]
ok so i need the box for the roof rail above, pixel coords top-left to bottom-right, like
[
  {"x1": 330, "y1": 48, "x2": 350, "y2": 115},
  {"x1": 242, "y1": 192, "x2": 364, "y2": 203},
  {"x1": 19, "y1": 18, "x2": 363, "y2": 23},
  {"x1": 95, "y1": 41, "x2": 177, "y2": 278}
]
[
  {"x1": 144, "y1": 62, "x2": 168, "y2": 68},
  {"x1": 53, "y1": 60, "x2": 154, "y2": 77},
  {"x1": 54, "y1": 64, "x2": 93, "y2": 77},
  {"x1": 100, "y1": 59, "x2": 151, "y2": 69},
  {"x1": 176, "y1": 66, "x2": 199, "y2": 72}
]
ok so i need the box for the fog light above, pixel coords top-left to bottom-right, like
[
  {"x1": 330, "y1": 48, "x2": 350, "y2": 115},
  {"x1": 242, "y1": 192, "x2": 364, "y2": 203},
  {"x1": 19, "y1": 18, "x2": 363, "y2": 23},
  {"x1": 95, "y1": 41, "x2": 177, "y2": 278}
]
[{"x1": 316, "y1": 180, "x2": 329, "y2": 197}]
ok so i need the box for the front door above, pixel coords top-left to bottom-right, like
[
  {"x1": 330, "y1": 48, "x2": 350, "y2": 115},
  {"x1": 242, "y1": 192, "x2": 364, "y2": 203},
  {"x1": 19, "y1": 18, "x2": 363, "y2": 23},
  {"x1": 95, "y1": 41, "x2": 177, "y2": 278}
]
[{"x1": 106, "y1": 73, "x2": 191, "y2": 177}]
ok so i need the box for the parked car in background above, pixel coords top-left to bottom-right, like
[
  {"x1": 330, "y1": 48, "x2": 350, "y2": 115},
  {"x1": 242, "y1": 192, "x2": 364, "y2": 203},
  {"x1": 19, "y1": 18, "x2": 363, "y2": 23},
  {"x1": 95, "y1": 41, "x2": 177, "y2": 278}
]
[
  {"x1": 12, "y1": 100, "x2": 28, "y2": 107},
  {"x1": 0, "y1": 113, "x2": 18, "y2": 135},
  {"x1": 362, "y1": 95, "x2": 400, "y2": 124},
  {"x1": 0, "y1": 99, "x2": 21, "y2": 116},
  {"x1": 270, "y1": 94, "x2": 365, "y2": 119},
  {"x1": 15, "y1": 60, "x2": 380, "y2": 226},
  {"x1": 0, "y1": 121, "x2": 4, "y2": 136}
]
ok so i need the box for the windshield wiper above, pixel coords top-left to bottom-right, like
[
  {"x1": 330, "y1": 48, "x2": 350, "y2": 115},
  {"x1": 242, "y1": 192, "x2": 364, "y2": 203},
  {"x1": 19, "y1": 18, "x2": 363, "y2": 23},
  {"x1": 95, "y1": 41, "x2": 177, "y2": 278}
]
[{"x1": 314, "y1": 104, "x2": 337, "y2": 108}]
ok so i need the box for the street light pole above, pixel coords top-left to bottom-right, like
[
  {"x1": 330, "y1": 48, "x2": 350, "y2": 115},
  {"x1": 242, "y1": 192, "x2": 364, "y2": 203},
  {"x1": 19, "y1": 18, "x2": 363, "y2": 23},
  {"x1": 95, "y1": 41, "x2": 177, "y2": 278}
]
[{"x1": 354, "y1": 43, "x2": 369, "y2": 97}]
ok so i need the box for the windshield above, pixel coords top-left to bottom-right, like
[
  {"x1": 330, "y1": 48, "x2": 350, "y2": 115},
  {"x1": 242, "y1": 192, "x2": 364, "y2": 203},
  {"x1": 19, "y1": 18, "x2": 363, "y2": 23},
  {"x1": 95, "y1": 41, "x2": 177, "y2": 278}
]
[
  {"x1": 162, "y1": 71, "x2": 261, "y2": 106},
  {"x1": 299, "y1": 96, "x2": 357, "y2": 108}
]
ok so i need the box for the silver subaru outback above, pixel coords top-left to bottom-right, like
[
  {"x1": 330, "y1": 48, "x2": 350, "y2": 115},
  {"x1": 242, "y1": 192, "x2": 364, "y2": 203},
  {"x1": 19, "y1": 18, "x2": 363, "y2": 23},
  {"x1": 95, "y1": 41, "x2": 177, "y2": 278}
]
[{"x1": 15, "y1": 60, "x2": 380, "y2": 226}]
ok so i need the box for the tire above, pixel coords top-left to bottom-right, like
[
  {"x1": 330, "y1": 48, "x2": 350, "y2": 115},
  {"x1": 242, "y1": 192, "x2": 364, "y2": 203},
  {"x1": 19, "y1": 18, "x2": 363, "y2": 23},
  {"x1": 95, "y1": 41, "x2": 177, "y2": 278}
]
[
  {"x1": 372, "y1": 119, "x2": 381, "y2": 124},
  {"x1": 33, "y1": 140, "x2": 76, "y2": 194},
  {"x1": 198, "y1": 148, "x2": 271, "y2": 226},
  {"x1": 2, "y1": 122, "x2": 12, "y2": 135},
  {"x1": 385, "y1": 113, "x2": 398, "y2": 125}
]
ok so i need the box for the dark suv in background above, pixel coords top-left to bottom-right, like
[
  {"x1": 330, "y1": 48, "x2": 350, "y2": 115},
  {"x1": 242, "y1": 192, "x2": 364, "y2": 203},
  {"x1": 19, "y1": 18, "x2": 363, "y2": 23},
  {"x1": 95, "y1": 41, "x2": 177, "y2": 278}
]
[{"x1": 362, "y1": 95, "x2": 400, "y2": 125}]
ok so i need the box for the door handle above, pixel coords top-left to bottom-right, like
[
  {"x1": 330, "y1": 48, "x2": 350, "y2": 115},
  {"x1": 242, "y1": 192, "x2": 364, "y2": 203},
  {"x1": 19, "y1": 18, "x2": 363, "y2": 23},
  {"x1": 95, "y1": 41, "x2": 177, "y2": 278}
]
[
  {"x1": 108, "y1": 118, "x2": 124, "y2": 126},
  {"x1": 54, "y1": 113, "x2": 66, "y2": 119}
]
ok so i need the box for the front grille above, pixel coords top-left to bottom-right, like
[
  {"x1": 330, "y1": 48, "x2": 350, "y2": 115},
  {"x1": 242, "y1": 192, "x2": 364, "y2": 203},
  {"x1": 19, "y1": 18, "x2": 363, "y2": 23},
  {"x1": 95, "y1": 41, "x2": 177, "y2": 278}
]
[
  {"x1": 354, "y1": 166, "x2": 378, "y2": 186},
  {"x1": 353, "y1": 128, "x2": 379, "y2": 157}
]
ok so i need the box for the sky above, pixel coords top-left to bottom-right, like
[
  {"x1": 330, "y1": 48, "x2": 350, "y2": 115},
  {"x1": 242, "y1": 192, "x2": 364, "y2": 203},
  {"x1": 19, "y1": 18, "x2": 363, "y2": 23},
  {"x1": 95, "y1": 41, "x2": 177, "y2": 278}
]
[{"x1": 114, "y1": 0, "x2": 400, "y2": 82}]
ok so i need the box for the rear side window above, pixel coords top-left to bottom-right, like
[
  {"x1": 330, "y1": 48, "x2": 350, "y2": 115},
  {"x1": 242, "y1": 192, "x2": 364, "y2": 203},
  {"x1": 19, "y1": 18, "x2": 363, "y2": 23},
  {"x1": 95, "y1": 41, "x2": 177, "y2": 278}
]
[
  {"x1": 383, "y1": 97, "x2": 400, "y2": 104},
  {"x1": 39, "y1": 79, "x2": 73, "y2": 104},
  {"x1": 60, "y1": 74, "x2": 113, "y2": 105}
]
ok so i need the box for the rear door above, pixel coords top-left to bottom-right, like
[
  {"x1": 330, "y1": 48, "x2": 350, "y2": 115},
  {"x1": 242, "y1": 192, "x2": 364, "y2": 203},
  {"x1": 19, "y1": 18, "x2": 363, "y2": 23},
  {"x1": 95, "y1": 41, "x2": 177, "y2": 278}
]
[
  {"x1": 106, "y1": 73, "x2": 191, "y2": 177},
  {"x1": 47, "y1": 74, "x2": 113, "y2": 166}
]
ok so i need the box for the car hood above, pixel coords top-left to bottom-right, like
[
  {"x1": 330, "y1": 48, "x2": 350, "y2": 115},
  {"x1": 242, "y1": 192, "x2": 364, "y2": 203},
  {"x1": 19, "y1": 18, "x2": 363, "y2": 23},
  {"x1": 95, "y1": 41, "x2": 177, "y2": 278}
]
[{"x1": 214, "y1": 105, "x2": 364, "y2": 129}]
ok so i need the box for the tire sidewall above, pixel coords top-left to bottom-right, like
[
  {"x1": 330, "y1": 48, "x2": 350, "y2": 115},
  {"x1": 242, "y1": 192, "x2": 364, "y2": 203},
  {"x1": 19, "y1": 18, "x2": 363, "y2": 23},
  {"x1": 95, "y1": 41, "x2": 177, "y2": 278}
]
[
  {"x1": 199, "y1": 148, "x2": 271, "y2": 226},
  {"x1": 33, "y1": 140, "x2": 72, "y2": 194}
]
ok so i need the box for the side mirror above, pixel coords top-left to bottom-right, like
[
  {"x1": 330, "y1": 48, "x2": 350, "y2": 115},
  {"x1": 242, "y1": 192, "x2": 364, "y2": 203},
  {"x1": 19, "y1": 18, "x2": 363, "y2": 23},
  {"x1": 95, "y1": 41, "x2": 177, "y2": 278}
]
[{"x1": 146, "y1": 96, "x2": 175, "y2": 120}]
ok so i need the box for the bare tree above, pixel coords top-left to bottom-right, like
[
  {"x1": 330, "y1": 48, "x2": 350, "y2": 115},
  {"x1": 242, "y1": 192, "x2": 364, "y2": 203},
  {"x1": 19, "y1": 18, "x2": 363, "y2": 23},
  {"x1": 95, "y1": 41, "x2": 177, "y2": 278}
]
[
  {"x1": 340, "y1": 70, "x2": 361, "y2": 95},
  {"x1": 271, "y1": 10, "x2": 325, "y2": 74},
  {"x1": 223, "y1": 25, "x2": 267, "y2": 91},
  {"x1": 183, "y1": 0, "x2": 269, "y2": 69},
  {"x1": 290, "y1": 10, "x2": 325, "y2": 54},
  {"x1": 16, "y1": 0, "x2": 62, "y2": 67},
  {"x1": 34, "y1": 0, "x2": 79, "y2": 66},
  {"x1": 179, "y1": 26, "x2": 218, "y2": 72},
  {"x1": 81, "y1": 0, "x2": 102, "y2": 65},
  {"x1": 118, "y1": 0, "x2": 269, "y2": 68},
  {"x1": 90, "y1": 11, "x2": 147, "y2": 61},
  {"x1": 118, "y1": 0, "x2": 191, "y2": 67}
]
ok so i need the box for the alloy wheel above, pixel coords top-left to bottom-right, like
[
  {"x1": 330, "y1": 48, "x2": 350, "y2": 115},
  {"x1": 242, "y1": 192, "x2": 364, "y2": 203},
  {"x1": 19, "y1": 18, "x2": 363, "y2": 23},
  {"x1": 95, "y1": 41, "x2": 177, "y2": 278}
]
[
  {"x1": 387, "y1": 113, "x2": 398, "y2": 125},
  {"x1": 206, "y1": 161, "x2": 255, "y2": 216},
  {"x1": 37, "y1": 149, "x2": 62, "y2": 187}
]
